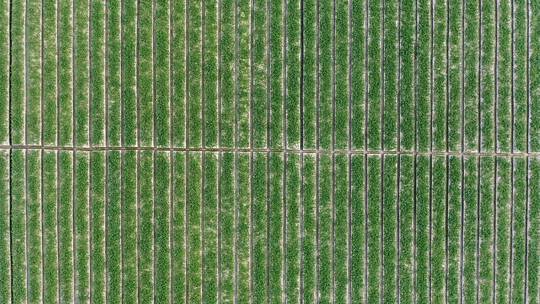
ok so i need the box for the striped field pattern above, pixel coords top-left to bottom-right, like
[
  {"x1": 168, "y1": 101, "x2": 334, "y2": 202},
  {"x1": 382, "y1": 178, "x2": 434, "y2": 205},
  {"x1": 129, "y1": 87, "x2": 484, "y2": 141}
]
[{"x1": 1, "y1": 0, "x2": 540, "y2": 303}]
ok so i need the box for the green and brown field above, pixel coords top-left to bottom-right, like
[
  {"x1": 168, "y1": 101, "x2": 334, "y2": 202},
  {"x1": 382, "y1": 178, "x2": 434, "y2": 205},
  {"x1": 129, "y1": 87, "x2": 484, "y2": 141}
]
[{"x1": 1, "y1": 0, "x2": 540, "y2": 302}]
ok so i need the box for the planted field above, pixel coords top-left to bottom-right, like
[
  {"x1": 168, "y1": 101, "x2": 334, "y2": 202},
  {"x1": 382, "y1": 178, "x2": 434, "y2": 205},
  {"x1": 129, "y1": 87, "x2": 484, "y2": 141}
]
[{"x1": 1, "y1": 0, "x2": 539, "y2": 303}]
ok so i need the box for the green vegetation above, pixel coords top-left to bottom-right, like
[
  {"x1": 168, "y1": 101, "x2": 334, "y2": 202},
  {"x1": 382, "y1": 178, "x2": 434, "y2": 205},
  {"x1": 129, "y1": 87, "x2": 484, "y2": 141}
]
[
  {"x1": 496, "y1": 157, "x2": 511, "y2": 303},
  {"x1": 10, "y1": 1, "x2": 24, "y2": 144},
  {"x1": 302, "y1": 0, "x2": 317, "y2": 149},
  {"x1": 90, "y1": 1, "x2": 105, "y2": 146},
  {"x1": 334, "y1": 155, "x2": 348, "y2": 302},
  {"x1": 497, "y1": 0, "x2": 512, "y2": 152},
  {"x1": 138, "y1": 1, "x2": 153, "y2": 147},
  {"x1": 432, "y1": 0, "x2": 447, "y2": 151},
  {"x1": 479, "y1": 157, "x2": 494, "y2": 302},
  {"x1": 447, "y1": 156, "x2": 462, "y2": 302},
  {"x1": 302, "y1": 154, "x2": 317, "y2": 302},
  {"x1": 43, "y1": 0, "x2": 57, "y2": 145},
  {"x1": 532, "y1": 2, "x2": 540, "y2": 152},
  {"x1": 319, "y1": 0, "x2": 332, "y2": 150},
  {"x1": 202, "y1": 153, "x2": 218, "y2": 302},
  {"x1": 367, "y1": 156, "x2": 381, "y2": 303},
  {"x1": 236, "y1": 1, "x2": 251, "y2": 148},
  {"x1": 27, "y1": 150, "x2": 42, "y2": 302},
  {"x1": 367, "y1": 0, "x2": 381, "y2": 150},
  {"x1": 171, "y1": 152, "x2": 186, "y2": 302},
  {"x1": 42, "y1": 151, "x2": 58, "y2": 302},
  {"x1": 220, "y1": 0, "x2": 235, "y2": 148},
  {"x1": 431, "y1": 156, "x2": 446, "y2": 303},
  {"x1": 11, "y1": 151, "x2": 26, "y2": 302},
  {"x1": 26, "y1": 0, "x2": 41, "y2": 145},
  {"x1": 350, "y1": 0, "x2": 365, "y2": 150},
  {"x1": 74, "y1": 2, "x2": 89, "y2": 146},
  {"x1": 58, "y1": 151, "x2": 74, "y2": 302},
  {"x1": 511, "y1": 158, "x2": 527, "y2": 303},
  {"x1": 187, "y1": 152, "x2": 202, "y2": 302},
  {"x1": 383, "y1": 0, "x2": 398, "y2": 150},
  {"x1": 480, "y1": 0, "x2": 495, "y2": 151},
  {"x1": 400, "y1": 0, "x2": 415, "y2": 151},
  {"x1": 2, "y1": 2, "x2": 538, "y2": 303},
  {"x1": 268, "y1": 0, "x2": 283, "y2": 149},
  {"x1": 138, "y1": 151, "x2": 154, "y2": 302},
  {"x1": 529, "y1": 159, "x2": 540, "y2": 301},
  {"x1": 268, "y1": 153, "x2": 283, "y2": 302},
  {"x1": 447, "y1": 0, "x2": 462, "y2": 151},
  {"x1": 74, "y1": 152, "x2": 90, "y2": 302},
  {"x1": 513, "y1": 0, "x2": 528, "y2": 152},
  {"x1": 73, "y1": 152, "x2": 90, "y2": 303},
  {"x1": 155, "y1": 152, "x2": 171, "y2": 302},
  {"x1": 0, "y1": 0, "x2": 7, "y2": 143},
  {"x1": 171, "y1": 0, "x2": 186, "y2": 147},
  {"x1": 335, "y1": 0, "x2": 349, "y2": 149},
  {"x1": 382, "y1": 156, "x2": 397, "y2": 302},
  {"x1": 252, "y1": 152, "x2": 266, "y2": 303},
  {"x1": 121, "y1": 0, "x2": 137, "y2": 146},
  {"x1": 319, "y1": 154, "x2": 333, "y2": 303},
  {"x1": 251, "y1": 0, "x2": 267, "y2": 148},
  {"x1": 155, "y1": 0, "x2": 170, "y2": 147},
  {"x1": 236, "y1": 154, "x2": 251, "y2": 302},
  {"x1": 107, "y1": 0, "x2": 121, "y2": 146},
  {"x1": 221, "y1": 152, "x2": 235, "y2": 302},
  {"x1": 203, "y1": 1, "x2": 218, "y2": 148},
  {"x1": 107, "y1": 151, "x2": 121, "y2": 303},
  {"x1": 415, "y1": 156, "x2": 429, "y2": 304},
  {"x1": 416, "y1": 0, "x2": 430, "y2": 151},
  {"x1": 399, "y1": 156, "x2": 414, "y2": 304},
  {"x1": 286, "y1": 154, "x2": 300, "y2": 302},
  {"x1": 187, "y1": 1, "x2": 201, "y2": 147},
  {"x1": 463, "y1": 156, "x2": 478, "y2": 303},
  {"x1": 463, "y1": 0, "x2": 479, "y2": 151},
  {"x1": 286, "y1": 0, "x2": 301, "y2": 149},
  {"x1": 90, "y1": 152, "x2": 106, "y2": 303}
]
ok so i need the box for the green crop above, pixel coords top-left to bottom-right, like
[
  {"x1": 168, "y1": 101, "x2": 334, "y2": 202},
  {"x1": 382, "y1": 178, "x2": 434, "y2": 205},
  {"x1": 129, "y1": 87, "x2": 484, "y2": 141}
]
[{"x1": 1, "y1": 2, "x2": 538, "y2": 303}]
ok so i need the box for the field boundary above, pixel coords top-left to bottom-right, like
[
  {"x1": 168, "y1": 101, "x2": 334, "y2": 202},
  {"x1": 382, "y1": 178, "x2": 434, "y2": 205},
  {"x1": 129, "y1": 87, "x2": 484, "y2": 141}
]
[{"x1": 0, "y1": 145, "x2": 539, "y2": 158}]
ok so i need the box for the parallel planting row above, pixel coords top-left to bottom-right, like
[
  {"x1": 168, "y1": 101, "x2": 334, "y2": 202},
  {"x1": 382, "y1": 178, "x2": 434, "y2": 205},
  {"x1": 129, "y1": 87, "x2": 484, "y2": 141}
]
[
  {"x1": 0, "y1": 151, "x2": 539, "y2": 303},
  {"x1": 1, "y1": 0, "x2": 539, "y2": 152}
]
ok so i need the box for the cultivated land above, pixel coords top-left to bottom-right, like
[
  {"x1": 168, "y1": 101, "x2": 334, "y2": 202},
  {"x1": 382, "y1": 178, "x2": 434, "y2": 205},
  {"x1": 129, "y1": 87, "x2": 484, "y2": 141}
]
[{"x1": 0, "y1": 0, "x2": 539, "y2": 303}]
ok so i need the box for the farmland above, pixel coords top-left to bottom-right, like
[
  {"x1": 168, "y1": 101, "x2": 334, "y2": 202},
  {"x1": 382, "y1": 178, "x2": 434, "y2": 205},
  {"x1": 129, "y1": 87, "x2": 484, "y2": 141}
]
[{"x1": 0, "y1": 0, "x2": 539, "y2": 302}]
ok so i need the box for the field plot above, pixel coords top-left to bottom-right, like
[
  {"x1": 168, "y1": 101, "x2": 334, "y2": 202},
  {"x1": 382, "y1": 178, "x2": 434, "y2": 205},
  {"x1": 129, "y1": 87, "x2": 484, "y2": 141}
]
[{"x1": 1, "y1": 0, "x2": 539, "y2": 303}]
